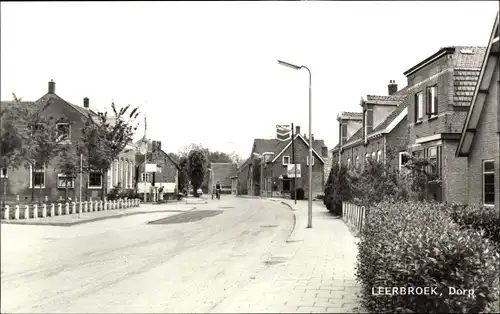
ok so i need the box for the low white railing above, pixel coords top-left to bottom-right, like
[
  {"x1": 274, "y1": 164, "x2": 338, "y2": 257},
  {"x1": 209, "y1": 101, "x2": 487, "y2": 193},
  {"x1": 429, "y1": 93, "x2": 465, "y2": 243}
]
[
  {"x1": 342, "y1": 202, "x2": 366, "y2": 234},
  {"x1": 1, "y1": 198, "x2": 141, "y2": 221}
]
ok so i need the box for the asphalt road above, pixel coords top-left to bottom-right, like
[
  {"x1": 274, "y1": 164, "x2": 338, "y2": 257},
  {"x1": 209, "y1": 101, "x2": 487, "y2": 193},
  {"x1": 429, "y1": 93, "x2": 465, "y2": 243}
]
[{"x1": 0, "y1": 197, "x2": 294, "y2": 313}]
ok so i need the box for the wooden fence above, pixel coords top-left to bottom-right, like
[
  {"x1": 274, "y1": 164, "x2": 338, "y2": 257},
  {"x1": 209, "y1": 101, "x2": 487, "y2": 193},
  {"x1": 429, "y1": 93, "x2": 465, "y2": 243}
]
[{"x1": 342, "y1": 202, "x2": 366, "y2": 234}]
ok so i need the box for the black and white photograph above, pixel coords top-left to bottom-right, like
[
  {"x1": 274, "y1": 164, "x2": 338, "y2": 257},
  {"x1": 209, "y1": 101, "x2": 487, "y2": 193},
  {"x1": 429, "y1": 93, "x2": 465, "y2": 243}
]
[{"x1": 1, "y1": 1, "x2": 499, "y2": 313}]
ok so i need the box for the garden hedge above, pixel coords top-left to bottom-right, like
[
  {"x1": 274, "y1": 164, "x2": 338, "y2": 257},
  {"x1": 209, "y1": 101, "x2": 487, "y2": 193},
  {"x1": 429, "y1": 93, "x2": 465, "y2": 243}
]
[{"x1": 356, "y1": 200, "x2": 500, "y2": 313}]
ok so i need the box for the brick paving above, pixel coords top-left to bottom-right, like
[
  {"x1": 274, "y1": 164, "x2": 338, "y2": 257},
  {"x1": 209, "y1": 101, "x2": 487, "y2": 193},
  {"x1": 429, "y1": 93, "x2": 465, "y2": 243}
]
[{"x1": 212, "y1": 197, "x2": 364, "y2": 313}]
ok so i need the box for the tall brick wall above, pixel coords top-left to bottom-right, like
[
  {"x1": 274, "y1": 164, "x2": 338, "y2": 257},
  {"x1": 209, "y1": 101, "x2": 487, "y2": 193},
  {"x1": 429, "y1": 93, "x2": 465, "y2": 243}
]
[
  {"x1": 466, "y1": 65, "x2": 500, "y2": 208},
  {"x1": 443, "y1": 140, "x2": 468, "y2": 204}
]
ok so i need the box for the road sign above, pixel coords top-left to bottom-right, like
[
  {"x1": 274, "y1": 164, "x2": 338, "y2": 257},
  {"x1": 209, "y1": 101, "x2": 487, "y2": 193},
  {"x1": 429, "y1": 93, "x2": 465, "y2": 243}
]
[
  {"x1": 287, "y1": 164, "x2": 301, "y2": 178},
  {"x1": 145, "y1": 163, "x2": 157, "y2": 172}
]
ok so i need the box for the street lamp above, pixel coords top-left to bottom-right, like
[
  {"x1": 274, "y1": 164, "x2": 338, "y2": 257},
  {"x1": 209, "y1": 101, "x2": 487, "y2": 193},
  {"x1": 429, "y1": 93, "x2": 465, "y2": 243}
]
[{"x1": 278, "y1": 59, "x2": 313, "y2": 229}]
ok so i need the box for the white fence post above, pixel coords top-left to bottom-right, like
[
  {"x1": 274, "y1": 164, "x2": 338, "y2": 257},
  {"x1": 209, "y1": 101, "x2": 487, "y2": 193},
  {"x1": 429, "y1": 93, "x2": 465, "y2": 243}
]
[
  {"x1": 100, "y1": 200, "x2": 103, "y2": 211},
  {"x1": 72, "y1": 202, "x2": 76, "y2": 214},
  {"x1": 57, "y1": 203, "x2": 62, "y2": 216},
  {"x1": 95, "y1": 201, "x2": 99, "y2": 211},
  {"x1": 14, "y1": 205, "x2": 20, "y2": 220},
  {"x1": 4, "y1": 205, "x2": 10, "y2": 220},
  {"x1": 42, "y1": 204, "x2": 47, "y2": 218},
  {"x1": 33, "y1": 205, "x2": 38, "y2": 218},
  {"x1": 24, "y1": 205, "x2": 29, "y2": 219},
  {"x1": 89, "y1": 200, "x2": 93, "y2": 212},
  {"x1": 65, "y1": 203, "x2": 69, "y2": 215},
  {"x1": 50, "y1": 204, "x2": 55, "y2": 217}
]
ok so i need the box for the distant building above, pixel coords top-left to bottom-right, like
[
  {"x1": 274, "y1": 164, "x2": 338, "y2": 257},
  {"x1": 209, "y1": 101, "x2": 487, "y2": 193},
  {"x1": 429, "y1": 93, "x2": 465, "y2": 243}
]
[
  {"x1": 238, "y1": 125, "x2": 328, "y2": 198},
  {"x1": 210, "y1": 163, "x2": 238, "y2": 194}
]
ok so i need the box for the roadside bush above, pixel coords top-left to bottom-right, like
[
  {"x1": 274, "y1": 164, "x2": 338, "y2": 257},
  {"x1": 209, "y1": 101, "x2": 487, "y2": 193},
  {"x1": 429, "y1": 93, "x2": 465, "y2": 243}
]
[
  {"x1": 291, "y1": 188, "x2": 305, "y2": 200},
  {"x1": 357, "y1": 200, "x2": 500, "y2": 313},
  {"x1": 324, "y1": 163, "x2": 352, "y2": 214},
  {"x1": 445, "y1": 204, "x2": 500, "y2": 252}
]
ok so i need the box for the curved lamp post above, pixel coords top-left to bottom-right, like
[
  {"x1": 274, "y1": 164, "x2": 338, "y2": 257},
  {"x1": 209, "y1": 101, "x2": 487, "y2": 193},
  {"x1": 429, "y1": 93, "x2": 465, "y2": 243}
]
[{"x1": 278, "y1": 60, "x2": 313, "y2": 229}]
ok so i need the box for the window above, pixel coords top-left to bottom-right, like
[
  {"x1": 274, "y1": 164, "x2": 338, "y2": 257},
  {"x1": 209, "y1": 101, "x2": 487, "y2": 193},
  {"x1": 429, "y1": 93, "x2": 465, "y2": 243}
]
[
  {"x1": 427, "y1": 86, "x2": 438, "y2": 116},
  {"x1": 0, "y1": 167, "x2": 7, "y2": 178},
  {"x1": 364, "y1": 110, "x2": 368, "y2": 139},
  {"x1": 356, "y1": 156, "x2": 360, "y2": 168},
  {"x1": 377, "y1": 150, "x2": 382, "y2": 162},
  {"x1": 283, "y1": 178, "x2": 290, "y2": 192},
  {"x1": 415, "y1": 92, "x2": 423, "y2": 122},
  {"x1": 371, "y1": 152, "x2": 376, "y2": 160},
  {"x1": 282, "y1": 156, "x2": 290, "y2": 165},
  {"x1": 347, "y1": 158, "x2": 351, "y2": 168},
  {"x1": 88, "y1": 171, "x2": 102, "y2": 188},
  {"x1": 141, "y1": 172, "x2": 150, "y2": 182},
  {"x1": 57, "y1": 174, "x2": 75, "y2": 188},
  {"x1": 306, "y1": 155, "x2": 315, "y2": 166},
  {"x1": 157, "y1": 166, "x2": 162, "y2": 173},
  {"x1": 483, "y1": 160, "x2": 495, "y2": 206},
  {"x1": 399, "y1": 152, "x2": 410, "y2": 171},
  {"x1": 56, "y1": 123, "x2": 70, "y2": 142},
  {"x1": 428, "y1": 147, "x2": 437, "y2": 174},
  {"x1": 30, "y1": 164, "x2": 45, "y2": 188}
]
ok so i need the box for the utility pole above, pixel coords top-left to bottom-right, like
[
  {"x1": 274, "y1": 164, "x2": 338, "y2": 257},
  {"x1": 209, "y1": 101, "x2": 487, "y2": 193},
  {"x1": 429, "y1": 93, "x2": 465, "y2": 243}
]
[{"x1": 291, "y1": 123, "x2": 297, "y2": 204}]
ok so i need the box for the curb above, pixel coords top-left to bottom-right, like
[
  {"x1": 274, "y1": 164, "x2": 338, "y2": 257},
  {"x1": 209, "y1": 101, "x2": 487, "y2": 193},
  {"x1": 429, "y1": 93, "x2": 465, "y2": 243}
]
[{"x1": 0, "y1": 207, "x2": 197, "y2": 227}]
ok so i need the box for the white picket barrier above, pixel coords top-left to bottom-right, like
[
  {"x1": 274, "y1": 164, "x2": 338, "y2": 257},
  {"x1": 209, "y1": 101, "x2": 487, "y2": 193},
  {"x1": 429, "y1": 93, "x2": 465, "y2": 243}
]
[
  {"x1": 24, "y1": 205, "x2": 29, "y2": 219},
  {"x1": 50, "y1": 204, "x2": 55, "y2": 217},
  {"x1": 65, "y1": 203, "x2": 70, "y2": 215},
  {"x1": 58, "y1": 203, "x2": 62, "y2": 216},
  {"x1": 33, "y1": 205, "x2": 38, "y2": 218},
  {"x1": 14, "y1": 205, "x2": 20, "y2": 220},
  {"x1": 42, "y1": 204, "x2": 47, "y2": 218}
]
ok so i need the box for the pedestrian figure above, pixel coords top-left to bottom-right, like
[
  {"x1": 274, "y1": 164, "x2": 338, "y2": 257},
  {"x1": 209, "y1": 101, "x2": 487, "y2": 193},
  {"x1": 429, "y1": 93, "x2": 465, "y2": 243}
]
[{"x1": 215, "y1": 182, "x2": 221, "y2": 200}]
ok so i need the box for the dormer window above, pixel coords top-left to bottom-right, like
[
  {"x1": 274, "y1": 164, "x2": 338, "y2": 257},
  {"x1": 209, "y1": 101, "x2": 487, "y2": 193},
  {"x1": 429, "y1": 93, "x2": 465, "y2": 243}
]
[{"x1": 415, "y1": 92, "x2": 424, "y2": 122}]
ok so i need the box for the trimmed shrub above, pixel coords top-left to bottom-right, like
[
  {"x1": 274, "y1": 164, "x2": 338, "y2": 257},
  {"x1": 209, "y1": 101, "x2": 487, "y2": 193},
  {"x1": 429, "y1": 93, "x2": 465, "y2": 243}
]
[
  {"x1": 324, "y1": 163, "x2": 352, "y2": 214},
  {"x1": 291, "y1": 188, "x2": 305, "y2": 200},
  {"x1": 357, "y1": 200, "x2": 499, "y2": 313},
  {"x1": 446, "y1": 204, "x2": 500, "y2": 252}
]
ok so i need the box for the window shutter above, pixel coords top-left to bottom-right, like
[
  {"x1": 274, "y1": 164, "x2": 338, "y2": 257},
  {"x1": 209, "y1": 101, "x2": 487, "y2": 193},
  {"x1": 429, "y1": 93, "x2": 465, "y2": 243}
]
[
  {"x1": 433, "y1": 89, "x2": 438, "y2": 114},
  {"x1": 426, "y1": 88, "x2": 431, "y2": 115},
  {"x1": 414, "y1": 94, "x2": 418, "y2": 122}
]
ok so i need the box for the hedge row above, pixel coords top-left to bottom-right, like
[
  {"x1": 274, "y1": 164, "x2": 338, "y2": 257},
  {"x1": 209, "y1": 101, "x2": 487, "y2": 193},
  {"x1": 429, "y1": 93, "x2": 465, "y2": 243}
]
[{"x1": 356, "y1": 201, "x2": 500, "y2": 313}]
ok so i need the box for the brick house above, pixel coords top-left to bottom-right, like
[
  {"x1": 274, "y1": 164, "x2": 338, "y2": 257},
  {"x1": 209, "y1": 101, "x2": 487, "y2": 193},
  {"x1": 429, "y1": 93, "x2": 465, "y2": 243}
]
[
  {"x1": 239, "y1": 126, "x2": 328, "y2": 198},
  {"x1": 456, "y1": 14, "x2": 499, "y2": 209},
  {"x1": 0, "y1": 80, "x2": 137, "y2": 202},
  {"x1": 236, "y1": 157, "x2": 252, "y2": 195},
  {"x1": 135, "y1": 140, "x2": 179, "y2": 198},
  {"x1": 331, "y1": 81, "x2": 408, "y2": 171},
  {"x1": 404, "y1": 46, "x2": 486, "y2": 203}
]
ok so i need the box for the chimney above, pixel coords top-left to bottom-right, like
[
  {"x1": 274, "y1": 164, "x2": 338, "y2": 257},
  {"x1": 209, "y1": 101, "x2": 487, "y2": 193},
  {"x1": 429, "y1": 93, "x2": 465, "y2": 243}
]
[
  {"x1": 295, "y1": 125, "x2": 301, "y2": 135},
  {"x1": 388, "y1": 80, "x2": 398, "y2": 96},
  {"x1": 311, "y1": 134, "x2": 315, "y2": 141},
  {"x1": 303, "y1": 133, "x2": 307, "y2": 140},
  {"x1": 48, "y1": 80, "x2": 55, "y2": 94},
  {"x1": 83, "y1": 97, "x2": 89, "y2": 108}
]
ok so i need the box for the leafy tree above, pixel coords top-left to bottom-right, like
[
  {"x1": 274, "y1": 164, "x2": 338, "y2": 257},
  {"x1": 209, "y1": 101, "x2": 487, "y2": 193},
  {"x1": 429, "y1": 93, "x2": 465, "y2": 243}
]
[
  {"x1": 25, "y1": 108, "x2": 71, "y2": 204},
  {"x1": 188, "y1": 149, "x2": 208, "y2": 197},
  {"x1": 207, "y1": 150, "x2": 233, "y2": 163},
  {"x1": 178, "y1": 156, "x2": 189, "y2": 194},
  {"x1": 57, "y1": 145, "x2": 80, "y2": 201},
  {"x1": 0, "y1": 94, "x2": 32, "y2": 207},
  {"x1": 78, "y1": 102, "x2": 139, "y2": 201}
]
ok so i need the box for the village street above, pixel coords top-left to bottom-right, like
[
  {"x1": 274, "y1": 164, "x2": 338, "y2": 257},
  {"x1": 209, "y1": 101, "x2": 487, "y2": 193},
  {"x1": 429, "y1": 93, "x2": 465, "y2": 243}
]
[{"x1": 0, "y1": 196, "x2": 361, "y2": 313}]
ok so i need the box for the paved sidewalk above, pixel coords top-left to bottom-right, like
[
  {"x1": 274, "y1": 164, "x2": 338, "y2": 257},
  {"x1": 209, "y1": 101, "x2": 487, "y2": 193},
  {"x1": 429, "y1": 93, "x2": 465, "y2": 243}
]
[
  {"x1": 213, "y1": 198, "x2": 363, "y2": 313},
  {"x1": 0, "y1": 202, "x2": 197, "y2": 226}
]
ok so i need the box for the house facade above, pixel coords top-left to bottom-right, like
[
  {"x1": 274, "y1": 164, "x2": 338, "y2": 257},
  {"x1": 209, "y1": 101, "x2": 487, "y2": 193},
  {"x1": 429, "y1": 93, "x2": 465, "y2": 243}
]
[
  {"x1": 0, "y1": 80, "x2": 137, "y2": 202},
  {"x1": 239, "y1": 126, "x2": 328, "y2": 198},
  {"x1": 404, "y1": 46, "x2": 486, "y2": 203},
  {"x1": 456, "y1": 14, "x2": 499, "y2": 209},
  {"x1": 136, "y1": 140, "x2": 179, "y2": 198},
  {"x1": 332, "y1": 81, "x2": 409, "y2": 171}
]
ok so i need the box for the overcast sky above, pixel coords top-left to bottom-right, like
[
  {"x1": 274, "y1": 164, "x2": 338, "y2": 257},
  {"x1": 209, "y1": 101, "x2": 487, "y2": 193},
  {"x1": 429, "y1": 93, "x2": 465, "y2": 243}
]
[{"x1": 1, "y1": 1, "x2": 498, "y2": 158}]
